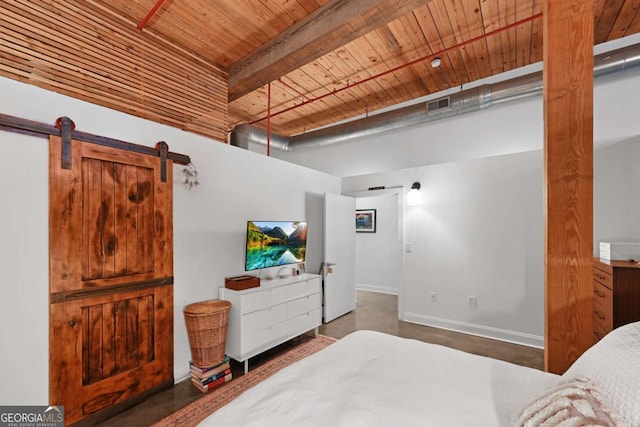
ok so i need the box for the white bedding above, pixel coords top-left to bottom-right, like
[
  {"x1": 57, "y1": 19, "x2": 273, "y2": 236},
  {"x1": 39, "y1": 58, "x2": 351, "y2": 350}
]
[{"x1": 199, "y1": 330, "x2": 559, "y2": 427}]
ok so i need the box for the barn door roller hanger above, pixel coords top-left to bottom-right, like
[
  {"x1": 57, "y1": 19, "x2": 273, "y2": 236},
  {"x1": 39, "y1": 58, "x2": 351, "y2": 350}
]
[{"x1": 0, "y1": 112, "x2": 190, "y2": 183}]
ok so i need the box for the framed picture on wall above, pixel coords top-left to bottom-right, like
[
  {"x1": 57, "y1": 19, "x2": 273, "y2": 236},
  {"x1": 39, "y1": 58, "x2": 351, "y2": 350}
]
[{"x1": 355, "y1": 209, "x2": 376, "y2": 233}]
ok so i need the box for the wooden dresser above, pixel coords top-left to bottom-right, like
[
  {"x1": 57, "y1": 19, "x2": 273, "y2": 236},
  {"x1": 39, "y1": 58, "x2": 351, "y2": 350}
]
[{"x1": 592, "y1": 257, "x2": 640, "y2": 343}]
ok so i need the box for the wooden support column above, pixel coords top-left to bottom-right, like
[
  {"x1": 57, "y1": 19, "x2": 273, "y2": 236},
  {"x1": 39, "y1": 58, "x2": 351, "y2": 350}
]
[{"x1": 543, "y1": 0, "x2": 594, "y2": 374}]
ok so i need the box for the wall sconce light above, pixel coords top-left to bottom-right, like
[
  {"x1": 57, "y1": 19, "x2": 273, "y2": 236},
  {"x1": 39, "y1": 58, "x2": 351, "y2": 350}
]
[{"x1": 407, "y1": 182, "x2": 421, "y2": 206}]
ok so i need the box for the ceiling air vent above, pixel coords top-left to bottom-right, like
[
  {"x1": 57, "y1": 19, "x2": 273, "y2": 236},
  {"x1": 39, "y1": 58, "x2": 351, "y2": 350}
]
[{"x1": 426, "y1": 96, "x2": 451, "y2": 113}]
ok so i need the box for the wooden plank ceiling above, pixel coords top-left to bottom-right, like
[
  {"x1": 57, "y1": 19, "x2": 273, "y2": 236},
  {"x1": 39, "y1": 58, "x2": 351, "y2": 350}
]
[{"x1": 3, "y1": 0, "x2": 640, "y2": 141}]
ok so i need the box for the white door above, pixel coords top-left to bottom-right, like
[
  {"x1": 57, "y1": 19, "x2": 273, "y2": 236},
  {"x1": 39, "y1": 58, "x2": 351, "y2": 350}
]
[{"x1": 323, "y1": 193, "x2": 356, "y2": 322}]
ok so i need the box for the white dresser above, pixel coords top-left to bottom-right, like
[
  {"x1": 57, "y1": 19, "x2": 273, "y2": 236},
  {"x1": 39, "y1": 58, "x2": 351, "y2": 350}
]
[{"x1": 219, "y1": 273, "x2": 322, "y2": 373}]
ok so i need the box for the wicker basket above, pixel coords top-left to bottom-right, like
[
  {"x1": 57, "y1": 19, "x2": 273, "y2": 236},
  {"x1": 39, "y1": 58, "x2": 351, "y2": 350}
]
[{"x1": 183, "y1": 299, "x2": 231, "y2": 368}]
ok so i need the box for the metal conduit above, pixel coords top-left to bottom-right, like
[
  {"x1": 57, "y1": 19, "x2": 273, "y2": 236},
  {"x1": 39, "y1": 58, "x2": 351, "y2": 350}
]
[{"x1": 230, "y1": 43, "x2": 640, "y2": 152}]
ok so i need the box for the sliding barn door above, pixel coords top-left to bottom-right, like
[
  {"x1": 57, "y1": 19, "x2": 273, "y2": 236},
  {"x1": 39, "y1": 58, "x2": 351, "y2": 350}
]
[{"x1": 48, "y1": 136, "x2": 174, "y2": 425}]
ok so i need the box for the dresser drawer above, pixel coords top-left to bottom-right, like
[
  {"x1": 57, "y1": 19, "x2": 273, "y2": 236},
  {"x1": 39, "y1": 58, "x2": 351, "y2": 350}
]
[
  {"x1": 287, "y1": 278, "x2": 320, "y2": 300},
  {"x1": 593, "y1": 308, "x2": 612, "y2": 332},
  {"x1": 243, "y1": 303, "x2": 287, "y2": 332},
  {"x1": 592, "y1": 281, "x2": 612, "y2": 311},
  {"x1": 242, "y1": 286, "x2": 288, "y2": 314},
  {"x1": 593, "y1": 296, "x2": 613, "y2": 332},
  {"x1": 243, "y1": 320, "x2": 287, "y2": 350},
  {"x1": 592, "y1": 268, "x2": 613, "y2": 290},
  {"x1": 287, "y1": 292, "x2": 321, "y2": 319},
  {"x1": 287, "y1": 308, "x2": 321, "y2": 336},
  {"x1": 593, "y1": 276, "x2": 613, "y2": 334},
  {"x1": 593, "y1": 316, "x2": 609, "y2": 343},
  {"x1": 593, "y1": 324, "x2": 607, "y2": 343}
]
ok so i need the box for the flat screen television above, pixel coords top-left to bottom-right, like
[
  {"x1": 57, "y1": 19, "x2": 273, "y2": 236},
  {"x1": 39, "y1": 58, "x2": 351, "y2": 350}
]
[{"x1": 245, "y1": 221, "x2": 308, "y2": 272}]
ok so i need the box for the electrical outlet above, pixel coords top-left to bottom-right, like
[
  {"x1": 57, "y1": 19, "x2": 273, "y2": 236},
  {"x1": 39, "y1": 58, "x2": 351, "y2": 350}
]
[
  {"x1": 467, "y1": 296, "x2": 478, "y2": 310},
  {"x1": 405, "y1": 242, "x2": 412, "y2": 253},
  {"x1": 430, "y1": 292, "x2": 437, "y2": 302}
]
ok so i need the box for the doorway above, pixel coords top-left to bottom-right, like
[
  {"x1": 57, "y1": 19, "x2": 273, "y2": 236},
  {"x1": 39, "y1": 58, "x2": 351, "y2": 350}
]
[{"x1": 347, "y1": 188, "x2": 405, "y2": 319}]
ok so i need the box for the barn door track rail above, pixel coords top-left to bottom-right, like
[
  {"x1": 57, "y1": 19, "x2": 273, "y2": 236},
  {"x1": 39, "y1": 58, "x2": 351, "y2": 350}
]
[{"x1": 0, "y1": 113, "x2": 190, "y2": 182}]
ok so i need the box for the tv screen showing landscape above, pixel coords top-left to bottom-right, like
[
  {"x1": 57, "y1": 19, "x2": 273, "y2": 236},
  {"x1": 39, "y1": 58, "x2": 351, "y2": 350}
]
[{"x1": 245, "y1": 221, "x2": 308, "y2": 271}]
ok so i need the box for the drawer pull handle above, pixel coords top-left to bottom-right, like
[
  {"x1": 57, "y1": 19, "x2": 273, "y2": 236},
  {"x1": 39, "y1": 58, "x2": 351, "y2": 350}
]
[
  {"x1": 595, "y1": 274, "x2": 606, "y2": 281},
  {"x1": 594, "y1": 290, "x2": 605, "y2": 298},
  {"x1": 594, "y1": 330, "x2": 603, "y2": 340},
  {"x1": 594, "y1": 310, "x2": 605, "y2": 320}
]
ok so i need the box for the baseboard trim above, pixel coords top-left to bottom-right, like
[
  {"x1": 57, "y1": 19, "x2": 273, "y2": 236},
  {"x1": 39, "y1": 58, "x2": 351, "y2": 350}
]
[
  {"x1": 356, "y1": 284, "x2": 398, "y2": 295},
  {"x1": 174, "y1": 366, "x2": 190, "y2": 383},
  {"x1": 403, "y1": 312, "x2": 544, "y2": 349}
]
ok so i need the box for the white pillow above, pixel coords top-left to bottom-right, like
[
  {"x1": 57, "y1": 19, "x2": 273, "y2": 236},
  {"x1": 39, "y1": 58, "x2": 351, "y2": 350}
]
[{"x1": 563, "y1": 321, "x2": 640, "y2": 426}]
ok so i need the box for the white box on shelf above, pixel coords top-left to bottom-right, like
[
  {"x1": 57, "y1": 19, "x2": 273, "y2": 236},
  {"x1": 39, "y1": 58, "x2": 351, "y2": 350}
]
[{"x1": 599, "y1": 242, "x2": 640, "y2": 261}]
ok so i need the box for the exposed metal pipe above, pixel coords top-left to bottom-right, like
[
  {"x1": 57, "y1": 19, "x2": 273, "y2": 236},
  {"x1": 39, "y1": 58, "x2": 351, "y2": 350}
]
[
  {"x1": 230, "y1": 124, "x2": 289, "y2": 151},
  {"x1": 230, "y1": 43, "x2": 640, "y2": 152},
  {"x1": 138, "y1": 0, "x2": 168, "y2": 30},
  {"x1": 248, "y1": 13, "x2": 543, "y2": 127},
  {"x1": 267, "y1": 81, "x2": 271, "y2": 156}
]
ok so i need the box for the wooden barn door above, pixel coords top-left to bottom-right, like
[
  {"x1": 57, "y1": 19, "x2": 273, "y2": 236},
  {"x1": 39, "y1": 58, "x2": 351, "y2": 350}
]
[{"x1": 48, "y1": 136, "x2": 174, "y2": 425}]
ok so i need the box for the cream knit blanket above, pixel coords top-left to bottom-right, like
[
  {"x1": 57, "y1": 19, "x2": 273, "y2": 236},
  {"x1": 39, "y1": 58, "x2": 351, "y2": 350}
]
[{"x1": 514, "y1": 377, "x2": 626, "y2": 427}]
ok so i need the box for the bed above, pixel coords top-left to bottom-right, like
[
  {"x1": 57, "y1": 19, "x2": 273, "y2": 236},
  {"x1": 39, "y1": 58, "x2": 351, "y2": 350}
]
[{"x1": 199, "y1": 322, "x2": 640, "y2": 427}]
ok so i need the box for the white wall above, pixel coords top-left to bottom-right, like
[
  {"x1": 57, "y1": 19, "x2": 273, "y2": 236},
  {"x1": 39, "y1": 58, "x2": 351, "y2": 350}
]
[
  {"x1": 355, "y1": 195, "x2": 400, "y2": 294},
  {"x1": 0, "y1": 130, "x2": 50, "y2": 404},
  {"x1": 0, "y1": 76, "x2": 340, "y2": 404},
  {"x1": 342, "y1": 139, "x2": 640, "y2": 348},
  {"x1": 594, "y1": 136, "x2": 640, "y2": 248},
  {"x1": 343, "y1": 151, "x2": 545, "y2": 346}
]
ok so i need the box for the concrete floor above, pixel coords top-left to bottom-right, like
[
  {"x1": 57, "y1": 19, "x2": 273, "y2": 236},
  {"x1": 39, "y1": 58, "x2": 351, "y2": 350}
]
[
  {"x1": 95, "y1": 290, "x2": 543, "y2": 426},
  {"x1": 320, "y1": 290, "x2": 543, "y2": 369}
]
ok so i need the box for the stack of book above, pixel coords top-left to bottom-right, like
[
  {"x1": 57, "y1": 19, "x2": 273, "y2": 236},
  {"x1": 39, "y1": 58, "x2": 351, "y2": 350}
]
[{"x1": 190, "y1": 356, "x2": 232, "y2": 393}]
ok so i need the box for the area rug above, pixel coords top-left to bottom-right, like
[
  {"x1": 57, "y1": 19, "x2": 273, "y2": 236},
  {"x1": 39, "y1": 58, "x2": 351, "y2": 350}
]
[{"x1": 153, "y1": 334, "x2": 336, "y2": 427}]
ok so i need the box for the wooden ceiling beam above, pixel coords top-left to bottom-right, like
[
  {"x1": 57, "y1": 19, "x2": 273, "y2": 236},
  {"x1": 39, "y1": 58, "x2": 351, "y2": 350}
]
[{"x1": 227, "y1": 0, "x2": 433, "y2": 102}]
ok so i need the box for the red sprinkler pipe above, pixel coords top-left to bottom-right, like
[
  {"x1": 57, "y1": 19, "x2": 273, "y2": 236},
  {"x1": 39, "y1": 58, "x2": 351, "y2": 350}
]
[
  {"x1": 278, "y1": 78, "x2": 308, "y2": 101},
  {"x1": 138, "y1": 0, "x2": 167, "y2": 30},
  {"x1": 249, "y1": 12, "x2": 543, "y2": 125}
]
